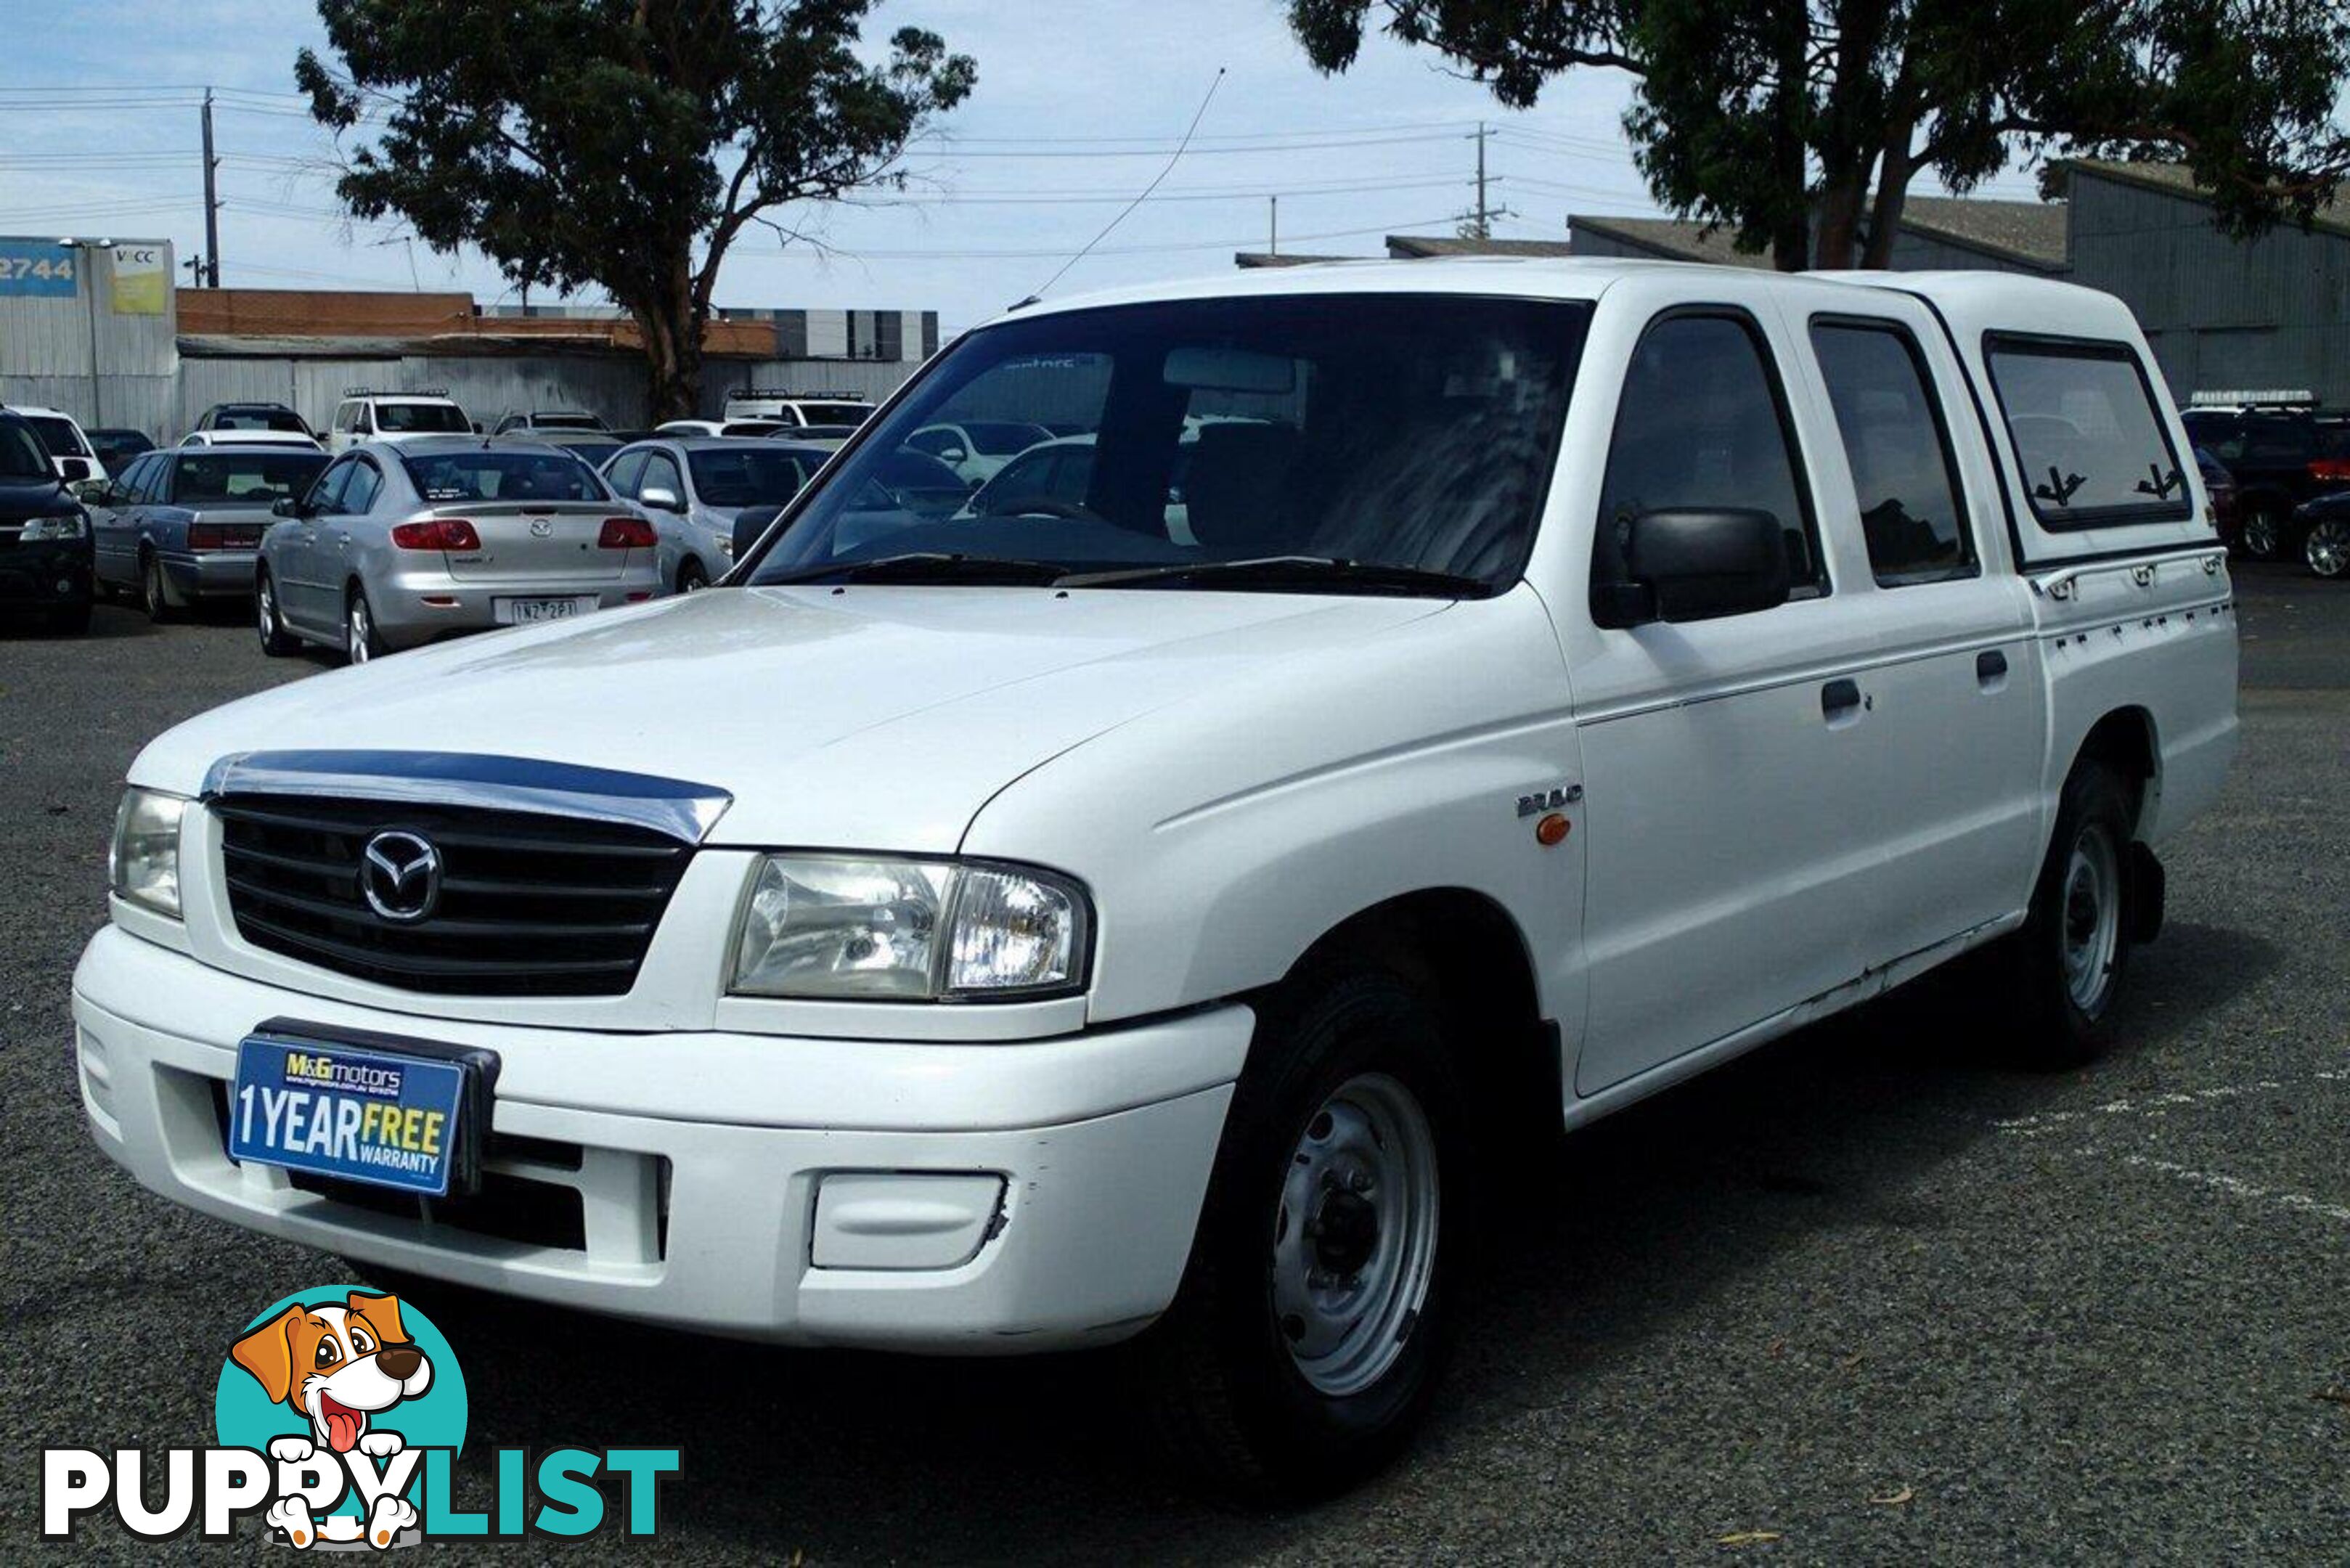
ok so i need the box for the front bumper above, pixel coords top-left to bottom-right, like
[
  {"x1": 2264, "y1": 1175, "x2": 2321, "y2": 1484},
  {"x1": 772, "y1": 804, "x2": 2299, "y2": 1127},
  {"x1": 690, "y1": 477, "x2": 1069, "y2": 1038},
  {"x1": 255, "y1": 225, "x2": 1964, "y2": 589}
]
[
  {"x1": 0, "y1": 537, "x2": 93, "y2": 609},
  {"x1": 73, "y1": 925, "x2": 1248, "y2": 1350}
]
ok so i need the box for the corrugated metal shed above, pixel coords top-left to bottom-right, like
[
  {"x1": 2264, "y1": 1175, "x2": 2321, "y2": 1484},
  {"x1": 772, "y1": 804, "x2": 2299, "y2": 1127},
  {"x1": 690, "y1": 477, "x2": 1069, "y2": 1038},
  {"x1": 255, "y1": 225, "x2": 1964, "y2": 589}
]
[{"x1": 0, "y1": 237, "x2": 179, "y2": 438}]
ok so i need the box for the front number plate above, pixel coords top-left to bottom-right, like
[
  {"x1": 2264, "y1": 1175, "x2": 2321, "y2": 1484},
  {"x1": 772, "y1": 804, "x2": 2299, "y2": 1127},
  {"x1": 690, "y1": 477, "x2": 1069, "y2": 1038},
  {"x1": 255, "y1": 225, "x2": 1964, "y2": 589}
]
[
  {"x1": 495, "y1": 595, "x2": 595, "y2": 624},
  {"x1": 229, "y1": 1034, "x2": 468, "y2": 1196}
]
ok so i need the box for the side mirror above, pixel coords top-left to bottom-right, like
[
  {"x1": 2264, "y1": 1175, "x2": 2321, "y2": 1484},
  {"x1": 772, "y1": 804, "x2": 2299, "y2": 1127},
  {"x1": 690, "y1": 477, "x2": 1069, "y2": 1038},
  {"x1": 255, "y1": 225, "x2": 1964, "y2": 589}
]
[
  {"x1": 639, "y1": 485, "x2": 685, "y2": 513},
  {"x1": 271, "y1": 496, "x2": 310, "y2": 519},
  {"x1": 72, "y1": 479, "x2": 113, "y2": 506},
  {"x1": 732, "y1": 504, "x2": 783, "y2": 560},
  {"x1": 58, "y1": 457, "x2": 91, "y2": 483},
  {"x1": 471, "y1": 420, "x2": 486, "y2": 435},
  {"x1": 939, "y1": 447, "x2": 968, "y2": 465},
  {"x1": 1606, "y1": 507, "x2": 1791, "y2": 626}
]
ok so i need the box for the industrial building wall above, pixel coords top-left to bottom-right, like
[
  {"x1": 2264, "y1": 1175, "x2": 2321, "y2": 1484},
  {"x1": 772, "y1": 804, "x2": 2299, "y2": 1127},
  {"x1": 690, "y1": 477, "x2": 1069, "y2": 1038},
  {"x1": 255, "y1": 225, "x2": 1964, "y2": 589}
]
[
  {"x1": 2068, "y1": 173, "x2": 2350, "y2": 406},
  {"x1": 0, "y1": 238, "x2": 179, "y2": 439},
  {"x1": 1882, "y1": 230, "x2": 2057, "y2": 274}
]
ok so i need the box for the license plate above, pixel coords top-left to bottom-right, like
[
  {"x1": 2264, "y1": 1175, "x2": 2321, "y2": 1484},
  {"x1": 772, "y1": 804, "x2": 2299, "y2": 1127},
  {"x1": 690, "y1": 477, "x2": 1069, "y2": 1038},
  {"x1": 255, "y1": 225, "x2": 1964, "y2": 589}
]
[
  {"x1": 228, "y1": 1029, "x2": 489, "y2": 1197},
  {"x1": 495, "y1": 595, "x2": 593, "y2": 624}
]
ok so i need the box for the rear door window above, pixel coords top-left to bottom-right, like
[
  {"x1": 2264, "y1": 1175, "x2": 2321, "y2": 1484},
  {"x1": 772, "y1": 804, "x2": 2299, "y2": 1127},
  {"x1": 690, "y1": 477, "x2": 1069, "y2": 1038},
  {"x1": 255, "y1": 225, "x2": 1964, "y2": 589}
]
[
  {"x1": 1809, "y1": 319, "x2": 1976, "y2": 585},
  {"x1": 339, "y1": 459, "x2": 383, "y2": 513},
  {"x1": 1984, "y1": 337, "x2": 2191, "y2": 528}
]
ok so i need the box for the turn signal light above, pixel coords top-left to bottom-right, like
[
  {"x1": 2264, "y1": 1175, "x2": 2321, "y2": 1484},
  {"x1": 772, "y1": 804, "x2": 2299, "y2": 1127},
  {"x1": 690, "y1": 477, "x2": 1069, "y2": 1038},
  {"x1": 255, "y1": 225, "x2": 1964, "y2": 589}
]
[
  {"x1": 599, "y1": 516, "x2": 656, "y2": 549},
  {"x1": 390, "y1": 519, "x2": 482, "y2": 551}
]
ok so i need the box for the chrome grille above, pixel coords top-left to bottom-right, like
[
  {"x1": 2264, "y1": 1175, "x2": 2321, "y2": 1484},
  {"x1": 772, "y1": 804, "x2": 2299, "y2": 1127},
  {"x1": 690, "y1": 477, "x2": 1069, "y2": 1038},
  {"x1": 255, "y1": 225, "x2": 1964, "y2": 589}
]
[{"x1": 213, "y1": 794, "x2": 692, "y2": 996}]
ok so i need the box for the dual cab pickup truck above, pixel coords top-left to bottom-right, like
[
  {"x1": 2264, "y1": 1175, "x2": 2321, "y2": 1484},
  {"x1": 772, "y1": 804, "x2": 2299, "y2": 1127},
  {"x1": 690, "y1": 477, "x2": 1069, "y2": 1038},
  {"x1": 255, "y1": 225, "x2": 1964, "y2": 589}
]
[{"x1": 73, "y1": 260, "x2": 2237, "y2": 1498}]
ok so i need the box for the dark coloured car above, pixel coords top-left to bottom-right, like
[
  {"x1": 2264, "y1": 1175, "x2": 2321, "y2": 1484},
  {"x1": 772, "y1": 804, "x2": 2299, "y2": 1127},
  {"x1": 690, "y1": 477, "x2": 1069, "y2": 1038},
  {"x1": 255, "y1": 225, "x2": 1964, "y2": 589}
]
[
  {"x1": 0, "y1": 409, "x2": 96, "y2": 634},
  {"x1": 2178, "y1": 404, "x2": 2350, "y2": 559},
  {"x1": 85, "y1": 427, "x2": 157, "y2": 474},
  {"x1": 2294, "y1": 491, "x2": 2350, "y2": 580},
  {"x1": 86, "y1": 445, "x2": 329, "y2": 621}
]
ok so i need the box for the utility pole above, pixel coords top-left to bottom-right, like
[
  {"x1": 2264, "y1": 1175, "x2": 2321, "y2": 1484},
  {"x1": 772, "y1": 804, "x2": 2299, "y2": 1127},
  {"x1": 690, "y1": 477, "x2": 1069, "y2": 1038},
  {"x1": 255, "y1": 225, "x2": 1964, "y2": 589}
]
[
  {"x1": 200, "y1": 88, "x2": 221, "y2": 286},
  {"x1": 1269, "y1": 195, "x2": 1278, "y2": 256},
  {"x1": 1460, "y1": 121, "x2": 1511, "y2": 240}
]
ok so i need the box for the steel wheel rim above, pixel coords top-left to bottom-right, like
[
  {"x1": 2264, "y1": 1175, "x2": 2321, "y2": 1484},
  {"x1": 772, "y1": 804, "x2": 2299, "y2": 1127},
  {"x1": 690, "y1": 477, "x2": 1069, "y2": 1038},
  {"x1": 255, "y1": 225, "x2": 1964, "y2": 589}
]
[
  {"x1": 348, "y1": 599, "x2": 370, "y2": 663},
  {"x1": 1270, "y1": 1071, "x2": 1440, "y2": 1398},
  {"x1": 2061, "y1": 823, "x2": 2121, "y2": 1014},
  {"x1": 2308, "y1": 520, "x2": 2350, "y2": 579},
  {"x1": 2244, "y1": 513, "x2": 2279, "y2": 558}
]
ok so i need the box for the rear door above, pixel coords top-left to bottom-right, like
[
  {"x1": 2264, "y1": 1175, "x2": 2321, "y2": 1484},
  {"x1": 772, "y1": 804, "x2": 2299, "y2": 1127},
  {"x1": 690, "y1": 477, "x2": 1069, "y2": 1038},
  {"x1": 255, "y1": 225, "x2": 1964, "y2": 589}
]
[
  {"x1": 1781, "y1": 301, "x2": 2045, "y2": 965},
  {"x1": 280, "y1": 457, "x2": 354, "y2": 629},
  {"x1": 93, "y1": 453, "x2": 155, "y2": 587}
]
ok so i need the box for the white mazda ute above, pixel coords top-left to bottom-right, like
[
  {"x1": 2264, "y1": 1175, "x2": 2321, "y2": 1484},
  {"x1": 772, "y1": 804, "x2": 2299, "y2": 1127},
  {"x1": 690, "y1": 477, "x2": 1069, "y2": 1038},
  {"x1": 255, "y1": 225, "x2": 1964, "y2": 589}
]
[{"x1": 74, "y1": 258, "x2": 2238, "y2": 1497}]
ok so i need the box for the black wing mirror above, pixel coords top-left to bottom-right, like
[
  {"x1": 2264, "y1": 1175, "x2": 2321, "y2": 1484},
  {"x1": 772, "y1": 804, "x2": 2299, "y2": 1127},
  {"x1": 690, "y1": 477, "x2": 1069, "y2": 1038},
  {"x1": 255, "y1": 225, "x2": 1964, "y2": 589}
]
[
  {"x1": 58, "y1": 456, "x2": 91, "y2": 483},
  {"x1": 271, "y1": 496, "x2": 312, "y2": 519},
  {"x1": 1603, "y1": 507, "x2": 1791, "y2": 626},
  {"x1": 732, "y1": 504, "x2": 783, "y2": 561}
]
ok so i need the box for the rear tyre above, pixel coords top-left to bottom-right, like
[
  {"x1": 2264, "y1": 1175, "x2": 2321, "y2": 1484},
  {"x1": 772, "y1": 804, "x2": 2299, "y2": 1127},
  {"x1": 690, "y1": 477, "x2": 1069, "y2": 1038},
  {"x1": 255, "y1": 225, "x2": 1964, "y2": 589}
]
[
  {"x1": 676, "y1": 558, "x2": 709, "y2": 594},
  {"x1": 1137, "y1": 965, "x2": 1469, "y2": 1502},
  {"x1": 2305, "y1": 516, "x2": 2350, "y2": 580},
  {"x1": 256, "y1": 568, "x2": 298, "y2": 656},
  {"x1": 1997, "y1": 760, "x2": 2137, "y2": 1068},
  {"x1": 345, "y1": 586, "x2": 385, "y2": 665},
  {"x1": 141, "y1": 552, "x2": 177, "y2": 624}
]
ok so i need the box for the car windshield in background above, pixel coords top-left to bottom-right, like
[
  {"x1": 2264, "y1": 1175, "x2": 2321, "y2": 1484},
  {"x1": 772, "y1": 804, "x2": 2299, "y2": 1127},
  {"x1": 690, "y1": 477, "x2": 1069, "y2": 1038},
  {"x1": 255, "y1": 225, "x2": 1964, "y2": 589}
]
[
  {"x1": 400, "y1": 450, "x2": 603, "y2": 502},
  {"x1": 534, "y1": 414, "x2": 603, "y2": 430},
  {"x1": 801, "y1": 403, "x2": 872, "y2": 425},
  {"x1": 26, "y1": 416, "x2": 85, "y2": 457},
  {"x1": 688, "y1": 448, "x2": 811, "y2": 508},
  {"x1": 0, "y1": 420, "x2": 55, "y2": 479},
  {"x1": 173, "y1": 452, "x2": 330, "y2": 505},
  {"x1": 750, "y1": 293, "x2": 1588, "y2": 593},
  {"x1": 375, "y1": 402, "x2": 470, "y2": 434},
  {"x1": 217, "y1": 409, "x2": 309, "y2": 433}
]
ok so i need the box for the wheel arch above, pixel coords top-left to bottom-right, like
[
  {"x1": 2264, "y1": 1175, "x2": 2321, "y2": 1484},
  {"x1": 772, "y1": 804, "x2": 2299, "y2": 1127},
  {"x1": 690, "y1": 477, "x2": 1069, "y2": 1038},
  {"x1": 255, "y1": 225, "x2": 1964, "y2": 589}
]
[
  {"x1": 1276, "y1": 888, "x2": 1561, "y2": 1139},
  {"x1": 2072, "y1": 705, "x2": 2159, "y2": 838}
]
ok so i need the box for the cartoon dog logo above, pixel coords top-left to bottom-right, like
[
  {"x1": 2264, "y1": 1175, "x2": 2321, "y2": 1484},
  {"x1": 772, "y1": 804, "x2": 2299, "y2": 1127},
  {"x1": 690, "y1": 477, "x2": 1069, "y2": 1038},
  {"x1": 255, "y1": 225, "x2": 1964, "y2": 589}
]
[{"x1": 231, "y1": 1291, "x2": 430, "y2": 1548}]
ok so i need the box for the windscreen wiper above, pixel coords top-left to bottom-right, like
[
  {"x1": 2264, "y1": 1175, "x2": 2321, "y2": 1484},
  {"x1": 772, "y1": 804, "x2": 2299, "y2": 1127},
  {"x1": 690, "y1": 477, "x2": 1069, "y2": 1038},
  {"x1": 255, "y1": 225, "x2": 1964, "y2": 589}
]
[
  {"x1": 759, "y1": 552, "x2": 1072, "y2": 587},
  {"x1": 1055, "y1": 555, "x2": 1490, "y2": 597}
]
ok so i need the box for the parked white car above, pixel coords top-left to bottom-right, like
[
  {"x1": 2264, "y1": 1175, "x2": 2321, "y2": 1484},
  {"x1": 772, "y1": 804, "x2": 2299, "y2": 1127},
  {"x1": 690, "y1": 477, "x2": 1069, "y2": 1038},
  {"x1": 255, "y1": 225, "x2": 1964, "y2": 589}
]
[
  {"x1": 905, "y1": 418, "x2": 1054, "y2": 483},
  {"x1": 73, "y1": 262, "x2": 2236, "y2": 1499},
  {"x1": 720, "y1": 388, "x2": 873, "y2": 428},
  {"x1": 180, "y1": 428, "x2": 324, "y2": 451},
  {"x1": 10, "y1": 403, "x2": 107, "y2": 483}
]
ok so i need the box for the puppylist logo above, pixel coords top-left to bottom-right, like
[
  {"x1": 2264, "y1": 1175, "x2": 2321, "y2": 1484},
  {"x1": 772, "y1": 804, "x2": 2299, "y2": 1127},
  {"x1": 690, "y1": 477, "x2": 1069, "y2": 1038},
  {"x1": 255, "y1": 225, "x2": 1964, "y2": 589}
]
[{"x1": 41, "y1": 1286, "x2": 678, "y2": 1548}]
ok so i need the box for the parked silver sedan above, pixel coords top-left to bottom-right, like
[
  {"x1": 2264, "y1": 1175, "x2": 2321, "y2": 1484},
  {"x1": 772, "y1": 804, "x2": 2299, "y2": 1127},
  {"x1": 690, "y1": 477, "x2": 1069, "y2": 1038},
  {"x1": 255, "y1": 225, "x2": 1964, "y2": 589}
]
[
  {"x1": 602, "y1": 436, "x2": 833, "y2": 592},
  {"x1": 255, "y1": 436, "x2": 661, "y2": 663},
  {"x1": 88, "y1": 444, "x2": 329, "y2": 621}
]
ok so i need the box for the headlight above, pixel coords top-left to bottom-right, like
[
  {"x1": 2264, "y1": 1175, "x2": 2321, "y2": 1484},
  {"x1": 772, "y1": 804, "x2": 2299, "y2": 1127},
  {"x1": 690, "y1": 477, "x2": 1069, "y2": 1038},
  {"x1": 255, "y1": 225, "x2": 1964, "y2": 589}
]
[
  {"x1": 110, "y1": 787, "x2": 187, "y2": 918},
  {"x1": 21, "y1": 512, "x2": 88, "y2": 542},
  {"x1": 731, "y1": 855, "x2": 1089, "y2": 1001}
]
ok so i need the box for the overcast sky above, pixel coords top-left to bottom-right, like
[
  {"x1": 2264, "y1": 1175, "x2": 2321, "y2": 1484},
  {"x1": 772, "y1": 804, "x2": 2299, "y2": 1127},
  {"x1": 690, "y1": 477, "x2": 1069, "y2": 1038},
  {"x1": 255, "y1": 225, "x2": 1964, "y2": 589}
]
[{"x1": 3, "y1": 0, "x2": 2050, "y2": 333}]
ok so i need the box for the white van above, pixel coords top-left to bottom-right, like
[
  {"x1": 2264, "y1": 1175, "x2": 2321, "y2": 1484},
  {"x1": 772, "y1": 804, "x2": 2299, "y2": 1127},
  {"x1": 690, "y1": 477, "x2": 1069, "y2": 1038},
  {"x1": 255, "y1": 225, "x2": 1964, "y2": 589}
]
[
  {"x1": 10, "y1": 403, "x2": 107, "y2": 483},
  {"x1": 719, "y1": 387, "x2": 873, "y2": 428},
  {"x1": 76, "y1": 261, "x2": 2236, "y2": 1498},
  {"x1": 324, "y1": 389, "x2": 473, "y2": 452}
]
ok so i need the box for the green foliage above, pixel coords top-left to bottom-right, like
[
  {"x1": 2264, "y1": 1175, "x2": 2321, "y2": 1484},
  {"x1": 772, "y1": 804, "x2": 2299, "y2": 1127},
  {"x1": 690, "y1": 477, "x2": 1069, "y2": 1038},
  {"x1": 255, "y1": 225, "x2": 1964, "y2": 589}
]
[
  {"x1": 1289, "y1": 0, "x2": 2349, "y2": 269},
  {"x1": 298, "y1": 0, "x2": 974, "y2": 412}
]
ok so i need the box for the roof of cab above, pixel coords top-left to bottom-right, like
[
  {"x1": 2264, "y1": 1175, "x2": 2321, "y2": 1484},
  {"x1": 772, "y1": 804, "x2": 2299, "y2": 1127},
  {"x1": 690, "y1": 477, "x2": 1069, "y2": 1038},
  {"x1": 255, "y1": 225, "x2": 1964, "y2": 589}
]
[{"x1": 984, "y1": 256, "x2": 2130, "y2": 335}]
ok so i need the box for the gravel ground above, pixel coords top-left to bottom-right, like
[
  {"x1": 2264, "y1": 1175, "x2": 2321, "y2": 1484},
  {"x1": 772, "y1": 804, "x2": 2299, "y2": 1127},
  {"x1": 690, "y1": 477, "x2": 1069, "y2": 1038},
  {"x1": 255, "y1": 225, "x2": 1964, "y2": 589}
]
[{"x1": 2, "y1": 564, "x2": 2343, "y2": 1563}]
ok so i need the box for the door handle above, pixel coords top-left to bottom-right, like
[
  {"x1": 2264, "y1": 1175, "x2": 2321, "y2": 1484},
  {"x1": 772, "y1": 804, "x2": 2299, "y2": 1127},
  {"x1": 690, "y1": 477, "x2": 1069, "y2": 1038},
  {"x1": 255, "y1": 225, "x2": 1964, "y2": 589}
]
[
  {"x1": 1976, "y1": 649, "x2": 2009, "y2": 687},
  {"x1": 1821, "y1": 678, "x2": 1863, "y2": 722}
]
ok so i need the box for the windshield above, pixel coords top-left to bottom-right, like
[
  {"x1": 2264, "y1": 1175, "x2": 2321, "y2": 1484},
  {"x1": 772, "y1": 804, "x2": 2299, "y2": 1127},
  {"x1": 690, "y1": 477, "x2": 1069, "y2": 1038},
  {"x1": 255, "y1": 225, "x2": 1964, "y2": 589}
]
[
  {"x1": 800, "y1": 402, "x2": 871, "y2": 425},
  {"x1": 173, "y1": 452, "x2": 330, "y2": 505},
  {"x1": 533, "y1": 413, "x2": 603, "y2": 430},
  {"x1": 26, "y1": 415, "x2": 87, "y2": 457},
  {"x1": 400, "y1": 450, "x2": 605, "y2": 502},
  {"x1": 216, "y1": 407, "x2": 309, "y2": 433},
  {"x1": 751, "y1": 293, "x2": 1588, "y2": 591},
  {"x1": 375, "y1": 401, "x2": 470, "y2": 433},
  {"x1": 0, "y1": 419, "x2": 57, "y2": 480},
  {"x1": 688, "y1": 447, "x2": 809, "y2": 507}
]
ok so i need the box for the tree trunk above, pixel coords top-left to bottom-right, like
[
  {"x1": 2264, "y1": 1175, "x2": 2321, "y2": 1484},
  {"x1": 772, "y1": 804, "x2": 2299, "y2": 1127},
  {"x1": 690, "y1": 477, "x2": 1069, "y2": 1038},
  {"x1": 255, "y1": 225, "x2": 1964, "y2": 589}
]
[
  {"x1": 631, "y1": 258, "x2": 704, "y2": 422},
  {"x1": 1860, "y1": 131, "x2": 1916, "y2": 269},
  {"x1": 1768, "y1": 1, "x2": 1809, "y2": 271},
  {"x1": 1814, "y1": 172, "x2": 1869, "y2": 270}
]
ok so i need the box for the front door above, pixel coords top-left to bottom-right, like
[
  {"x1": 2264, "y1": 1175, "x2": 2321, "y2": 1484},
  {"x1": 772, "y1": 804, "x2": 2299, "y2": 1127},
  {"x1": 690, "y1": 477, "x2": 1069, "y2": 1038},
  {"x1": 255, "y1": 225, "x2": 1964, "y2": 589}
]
[{"x1": 1568, "y1": 308, "x2": 1881, "y2": 1095}]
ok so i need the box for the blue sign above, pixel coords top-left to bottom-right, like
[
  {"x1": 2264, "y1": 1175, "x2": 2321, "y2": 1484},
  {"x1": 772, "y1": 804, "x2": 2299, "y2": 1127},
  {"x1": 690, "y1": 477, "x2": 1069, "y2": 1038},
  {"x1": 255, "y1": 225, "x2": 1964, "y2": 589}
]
[
  {"x1": 230, "y1": 1034, "x2": 470, "y2": 1196},
  {"x1": 0, "y1": 241, "x2": 78, "y2": 298}
]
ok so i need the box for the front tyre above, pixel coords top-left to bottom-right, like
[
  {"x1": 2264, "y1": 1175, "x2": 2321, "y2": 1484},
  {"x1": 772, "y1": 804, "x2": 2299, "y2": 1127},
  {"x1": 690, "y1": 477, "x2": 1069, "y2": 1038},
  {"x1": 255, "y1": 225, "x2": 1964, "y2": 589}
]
[
  {"x1": 1999, "y1": 760, "x2": 2137, "y2": 1067},
  {"x1": 1138, "y1": 965, "x2": 1469, "y2": 1500},
  {"x1": 676, "y1": 558, "x2": 709, "y2": 594}
]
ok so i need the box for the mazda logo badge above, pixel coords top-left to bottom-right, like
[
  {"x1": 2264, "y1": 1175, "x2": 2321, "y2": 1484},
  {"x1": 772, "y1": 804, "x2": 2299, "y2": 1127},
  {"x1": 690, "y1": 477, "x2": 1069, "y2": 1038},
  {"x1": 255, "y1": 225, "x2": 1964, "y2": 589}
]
[
  {"x1": 359, "y1": 830, "x2": 442, "y2": 923},
  {"x1": 529, "y1": 518, "x2": 554, "y2": 538}
]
